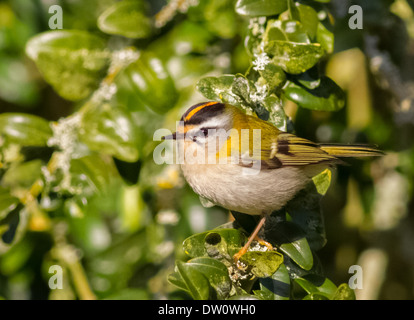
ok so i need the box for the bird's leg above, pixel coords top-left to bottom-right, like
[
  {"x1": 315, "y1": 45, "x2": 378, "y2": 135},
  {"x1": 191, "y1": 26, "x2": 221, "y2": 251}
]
[
  {"x1": 254, "y1": 236, "x2": 273, "y2": 251},
  {"x1": 233, "y1": 214, "x2": 267, "y2": 263}
]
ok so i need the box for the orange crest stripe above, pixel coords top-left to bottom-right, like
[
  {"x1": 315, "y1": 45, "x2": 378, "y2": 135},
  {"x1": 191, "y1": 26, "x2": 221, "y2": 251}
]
[{"x1": 184, "y1": 102, "x2": 218, "y2": 122}]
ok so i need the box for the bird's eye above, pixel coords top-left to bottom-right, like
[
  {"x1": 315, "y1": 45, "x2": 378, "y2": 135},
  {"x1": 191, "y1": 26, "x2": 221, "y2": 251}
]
[
  {"x1": 191, "y1": 128, "x2": 210, "y2": 143},
  {"x1": 200, "y1": 128, "x2": 209, "y2": 137}
]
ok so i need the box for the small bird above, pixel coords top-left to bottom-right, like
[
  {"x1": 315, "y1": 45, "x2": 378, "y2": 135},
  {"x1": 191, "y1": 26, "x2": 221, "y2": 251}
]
[{"x1": 163, "y1": 101, "x2": 383, "y2": 261}]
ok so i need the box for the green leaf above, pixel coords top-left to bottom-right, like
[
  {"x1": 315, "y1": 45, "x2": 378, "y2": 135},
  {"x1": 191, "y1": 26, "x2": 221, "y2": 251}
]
[
  {"x1": 302, "y1": 293, "x2": 329, "y2": 300},
  {"x1": 167, "y1": 270, "x2": 188, "y2": 293},
  {"x1": 80, "y1": 103, "x2": 139, "y2": 162},
  {"x1": 239, "y1": 251, "x2": 283, "y2": 278},
  {"x1": 312, "y1": 168, "x2": 332, "y2": 196},
  {"x1": 235, "y1": 0, "x2": 287, "y2": 16},
  {"x1": 0, "y1": 113, "x2": 52, "y2": 146},
  {"x1": 0, "y1": 189, "x2": 19, "y2": 221},
  {"x1": 125, "y1": 52, "x2": 178, "y2": 114},
  {"x1": 183, "y1": 228, "x2": 245, "y2": 259},
  {"x1": 258, "y1": 63, "x2": 286, "y2": 90},
  {"x1": 294, "y1": 67, "x2": 321, "y2": 90},
  {"x1": 279, "y1": 236, "x2": 313, "y2": 271},
  {"x1": 284, "y1": 77, "x2": 345, "y2": 111},
  {"x1": 287, "y1": 0, "x2": 300, "y2": 20},
  {"x1": 264, "y1": 20, "x2": 310, "y2": 44},
  {"x1": 227, "y1": 295, "x2": 261, "y2": 300},
  {"x1": 256, "y1": 263, "x2": 290, "y2": 300},
  {"x1": 297, "y1": 4, "x2": 319, "y2": 39},
  {"x1": 104, "y1": 288, "x2": 150, "y2": 300},
  {"x1": 231, "y1": 74, "x2": 254, "y2": 105},
  {"x1": 262, "y1": 218, "x2": 314, "y2": 270},
  {"x1": 264, "y1": 41, "x2": 324, "y2": 74},
  {"x1": 2, "y1": 160, "x2": 43, "y2": 190},
  {"x1": 317, "y1": 21, "x2": 334, "y2": 54},
  {"x1": 262, "y1": 95, "x2": 287, "y2": 130},
  {"x1": 0, "y1": 203, "x2": 22, "y2": 245},
  {"x1": 197, "y1": 75, "x2": 236, "y2": 103},
  {"x1": 286, "y1": 183, "x2": 327, "y2": 251},
  {"x1": 332, "y1": 283, "x2": 356, "y2": 300},
  {"x1": 186, "y1": 257, "x2": 232, "y2": 299},
  {"x1": 97, "y1": 0, "x2": 152, "y2": 39},
  {"x1": 176, "y1": 260, "x2": 211, "y2": 300},
  {"x1": 295, "y1": 275, "x2": 337, "y2": 299},
  {"x1": 69, "y1": 155, "x2": 114, "y2": 196},
  {"x1": 25, "y1": 30, "x2": 110, "y2": 101},
  {"x1": 0, "y1": 238, "x2": 33, "y2": 276}
]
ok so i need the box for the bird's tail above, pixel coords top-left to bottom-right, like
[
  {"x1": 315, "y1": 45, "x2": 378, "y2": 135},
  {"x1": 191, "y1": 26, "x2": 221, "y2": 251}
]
[{"x1": 319, "y1": 144, "x2": 384, "y2": 158}]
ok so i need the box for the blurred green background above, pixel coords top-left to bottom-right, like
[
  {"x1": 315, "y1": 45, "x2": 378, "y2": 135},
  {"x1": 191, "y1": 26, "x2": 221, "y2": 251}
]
[{"x1": 0, "y1": 0, "x2": 414, "y2": 300}]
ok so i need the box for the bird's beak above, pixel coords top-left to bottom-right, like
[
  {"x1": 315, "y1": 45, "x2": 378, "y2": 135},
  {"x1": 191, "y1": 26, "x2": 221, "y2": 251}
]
[{"x1": 162, "y1": 132, "x2": 177, "y2": 140}]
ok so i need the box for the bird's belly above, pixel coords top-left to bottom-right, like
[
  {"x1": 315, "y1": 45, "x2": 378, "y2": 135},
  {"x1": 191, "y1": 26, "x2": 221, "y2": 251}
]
[{"x1": 181, "y1": 163, "x2": 310, "y2": 215}]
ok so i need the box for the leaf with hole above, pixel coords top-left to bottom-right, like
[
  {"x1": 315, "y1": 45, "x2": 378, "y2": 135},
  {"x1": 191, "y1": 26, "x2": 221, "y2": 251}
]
[{"x1": 183, "y1": 228, "x2": 245, "y2": 259}]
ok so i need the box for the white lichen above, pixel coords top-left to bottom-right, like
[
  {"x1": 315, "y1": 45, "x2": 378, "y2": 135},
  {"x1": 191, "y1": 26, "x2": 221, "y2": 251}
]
[
  {"x1": 248, "y1": 17, "x2": 267, "y2": 37},
  {"x1": 252, "y1": 52, "x2": 271, "y2": 71},
  {"x1": 47, "y1": 114, "x2": 83, "y2": 194}
]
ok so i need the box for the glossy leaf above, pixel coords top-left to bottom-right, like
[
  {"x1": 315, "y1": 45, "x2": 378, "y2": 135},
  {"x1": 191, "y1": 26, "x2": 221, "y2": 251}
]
[
  {"x1": 303, "y1": 293, "x2": 329, "y2": 300},
  {"x1": 284, "y1": 77, "x2": 345, "y2": 111},
  {"x1": 69, "y1": 155, "x2": 114, "y2": 196},
  {"x1": 25, "y1": 30, "x2": 110, "y2": 101},
  {"x1": 97, "y1": 0, "x2": 152, "y2": 39},
  {"x1": 264, "y1": 20, "x2": 310, "y2": 44},
  {"x1": 286, "y1": 0, "x2": 300, "y2": 21},
  {"x1": 294, "y1": 67, "x2": 321, "y2": 90},
  {"x1": 235, "y1": 0, "x2": 287, "y2": 17},
  {"x1": 286, "y1": 183, "x2": 327, "y2": 251},
  {"x1": 295, "y1": 275, "x2": 337, "y2": 299},
  {"x1": 239, "y1": 251, "x2": 283, "y2": 278},
  {"x1": 312, "y1": 168, "x2": 332, "y2": 196},
  {"x1": 264, "y1": 41, "x2": 324, "y2": 74},
  {"x1": 262, "y1": 218, "x2": 314, "y2": 270},
  {"x1": 317, "y1": 21, "x2": 334, "y2": 54},
  {"x1": 80, "y1": 104, "x2": 139, "y2": 162},
  {"x1": 279, "y1": 236, "x2": 313, "y2": 271},
  {"x1": 126, "y1": 53, "x2": 178, "y2": 114},
  {"x1": 186, "y1": 257, "x2": 232, "y2": 299},
  {"x1": 297, "y1": 4, "x2": 319, "y2": 39},
  {"x1": 0, "y1": 113, "x2": 52, "y2": 146},
  {"x1": 256, "y1": 263, "x2": 290, "y2": 300},
  {"x1": 332, "y1": 283, "x2": 356, "y2": 300},
  {"x1": 175, "y1": 260, "x2": 211, "y2": 300}
]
